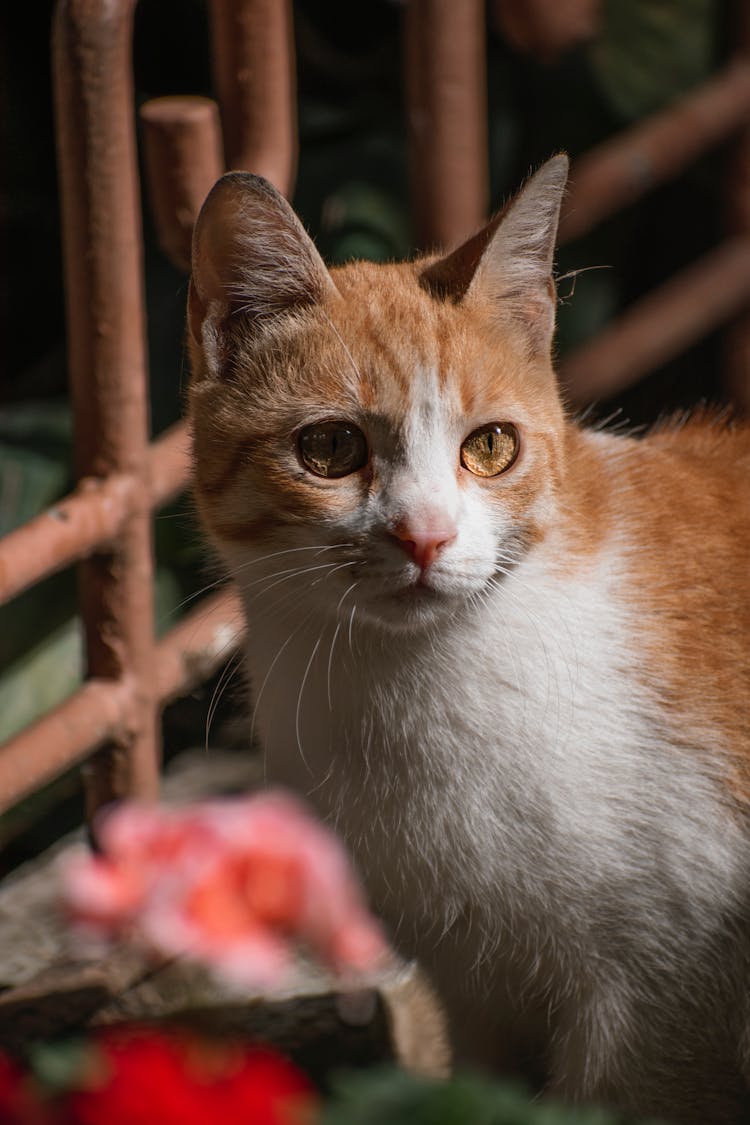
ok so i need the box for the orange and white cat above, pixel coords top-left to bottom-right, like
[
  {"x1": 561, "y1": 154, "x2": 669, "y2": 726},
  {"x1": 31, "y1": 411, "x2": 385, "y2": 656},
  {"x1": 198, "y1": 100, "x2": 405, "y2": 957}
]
[{"x1": 187, "y1": 156, "x2": 750, "y2": 1123}]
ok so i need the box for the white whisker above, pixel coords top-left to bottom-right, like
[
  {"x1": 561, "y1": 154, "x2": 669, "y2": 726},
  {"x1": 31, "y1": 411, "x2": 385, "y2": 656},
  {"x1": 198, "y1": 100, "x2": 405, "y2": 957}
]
[
  {"x1": 296, "y1": 635, "x2": 323, "y2": 774},
  {"x1": 251, "y1": 609, "x2": 317, "y2": 772},
  {"x1": 159, "y1": 543, "x2": 353, "y2": 628},
  {"x1": 233, "y1": 542, "x2": 353, "y2": 572},
  {"x1": 336, "y1": 581, "x2": 360, "y2": 615},
  {"x1": 327, "y1": 622, "x2": 342, "y2": 712},
  {"x1": 310, "y1": 559, "x2": 359, "y2": 587},
  {"x1": 204, "y1": 650, "x2": 243, "y2": 751},
  {"x1": 320, "y1": 309, "x2": 363, "y2": 382},
  {"x1": 247, "y1": 561, "x2": 343, "y2": 600}
]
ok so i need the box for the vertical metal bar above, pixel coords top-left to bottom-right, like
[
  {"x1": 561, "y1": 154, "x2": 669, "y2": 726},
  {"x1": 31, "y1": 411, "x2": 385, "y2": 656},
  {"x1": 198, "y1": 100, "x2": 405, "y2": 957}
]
[
  {"x1": 403, "y1": 0, "x2": 489, "y2": 249},
  {"x1": 52, "y1": 0, "x2": 160, "y2": 817},
  {"x1": 725, "y1": 5, "x2": 750, "y2": 415},
  {"x1": 141, "y1": 96, "x2": 225, "y2": 273},
  {"x1": 209, "y1": 0, "x2": 297, "y2": 198}
]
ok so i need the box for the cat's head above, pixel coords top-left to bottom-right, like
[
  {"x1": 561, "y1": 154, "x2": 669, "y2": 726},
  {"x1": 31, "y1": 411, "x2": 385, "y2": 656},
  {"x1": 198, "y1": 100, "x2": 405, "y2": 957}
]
[{"x1": 187, "y1": 156, "x2": 569, "y2": 632}]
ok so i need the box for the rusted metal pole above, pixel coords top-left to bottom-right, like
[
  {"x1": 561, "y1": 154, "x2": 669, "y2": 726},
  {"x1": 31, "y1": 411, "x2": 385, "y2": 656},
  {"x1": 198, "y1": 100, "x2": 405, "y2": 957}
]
[
  {"x1": 140, "y1": 97, "x2": 224, "y2": 273},
  {"x1": 0, "y1": 476, "x2": 133, "y2": 607},
  {"x1": 0, "y1": 680, "x2": 134, "y2": 814},
  {"x1": 560, "y1": 237, "x2": 750, "y2": 404},
  {"x1": 0, "y1": 588, "x2": 245, "y2": 812},
  {"x1": 561, "y1": 61, "x2": 750, "y2": 245},
  {"x1": 209, "y1": 0, "x2": 297, "y2": 196},
  {"x1": 403, "y1": 0, "x2": 489, "y2": 249},
  {"x1": 724, "y1": 10, "x2": 750, "y2": 415},
  {"x1": 0, "y1": 423, "x2": 190, "y2": 608},
  {"x1": 53, "y1": 0, "x2": 159, "y2": 817}
]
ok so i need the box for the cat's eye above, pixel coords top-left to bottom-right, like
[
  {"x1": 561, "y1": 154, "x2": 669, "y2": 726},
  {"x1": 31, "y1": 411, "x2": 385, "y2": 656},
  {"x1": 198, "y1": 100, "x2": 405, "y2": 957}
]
[
  {"x1": 460, "y1": 423, "x2": 519, "y2": 477},
  {"x1": 298, "y1": 421, "x2": 368, "y2": 479}
]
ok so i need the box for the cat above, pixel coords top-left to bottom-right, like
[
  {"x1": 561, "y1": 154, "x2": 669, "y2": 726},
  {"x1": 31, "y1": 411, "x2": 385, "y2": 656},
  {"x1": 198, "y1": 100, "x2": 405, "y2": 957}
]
[{"x1": 186, "y1": 155, "x2": 750, "y2": 1124}]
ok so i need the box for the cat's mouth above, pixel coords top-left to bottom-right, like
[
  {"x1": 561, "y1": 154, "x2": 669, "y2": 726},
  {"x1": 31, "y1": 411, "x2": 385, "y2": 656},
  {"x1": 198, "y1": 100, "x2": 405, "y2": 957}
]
[
  {"x1": 352, "y1": 566, "x2": 488, "y2": 631},
  {"x1": 352, "y1": 584, "x2": 448, "y2": 631},
  {"x1": 388, "y1": 583, "x2": 441, "y2": 605},
  {"x1": 377, "y1": 573, "x2": 467, "y2": 615}
]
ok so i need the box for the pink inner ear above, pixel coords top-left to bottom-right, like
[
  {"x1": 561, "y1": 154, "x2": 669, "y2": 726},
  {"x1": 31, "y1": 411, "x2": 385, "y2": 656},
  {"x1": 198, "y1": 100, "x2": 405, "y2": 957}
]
[
  {"x1": 518, "y1": 291, "x2": 554, "y2": 335},
  {"x1": 187, "y1": 280, "x2": 206, "y2": 343},
  {"x1": 190, "y1": 172, "x2": 339, "y2": 330},
  {"x1": 419, "y1": 214, "x2": 505, "y2": 302}
]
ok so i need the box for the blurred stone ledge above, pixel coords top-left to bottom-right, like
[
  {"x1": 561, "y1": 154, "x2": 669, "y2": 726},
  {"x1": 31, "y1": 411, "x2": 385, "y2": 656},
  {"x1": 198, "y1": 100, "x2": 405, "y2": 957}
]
[{"x1": 0, "y1": 747, "x2": 449, "y2": 1079}]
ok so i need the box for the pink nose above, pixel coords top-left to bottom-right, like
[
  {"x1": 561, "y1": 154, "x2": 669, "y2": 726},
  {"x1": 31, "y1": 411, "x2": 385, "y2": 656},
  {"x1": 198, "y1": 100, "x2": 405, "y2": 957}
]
[{"x1": 390, "y1": 517, "x2": 457, "y2": 572}]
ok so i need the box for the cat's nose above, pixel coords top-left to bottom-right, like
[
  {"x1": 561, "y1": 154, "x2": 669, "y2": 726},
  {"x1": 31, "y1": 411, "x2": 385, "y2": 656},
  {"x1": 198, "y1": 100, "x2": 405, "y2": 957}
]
[{"x1": 389, "y1": 517, "x2": 458, "y2": 572}]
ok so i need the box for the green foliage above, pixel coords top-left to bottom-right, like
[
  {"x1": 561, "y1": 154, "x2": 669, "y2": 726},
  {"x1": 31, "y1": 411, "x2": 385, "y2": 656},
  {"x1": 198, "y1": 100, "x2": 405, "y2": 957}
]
[
  {"x1": 0, "y1": 564, "x2": 187, "y2": 746},
  {"x1": 0, "y1": 615, "x2": 82, "y2": 744},
  {"x1": 0, "y1": 400, "x2": 72, "y2": 538},
  {"x1": 28, "y1": 1039, "x2": 92, "y2": 1095},
  {"x1": 590, "y1": 0, "x2": 715, "y2": 121},
  {"x1": 321, "y1": 1068, "x2": 662, "y2": 1125},
  {"x1": 321, "y1": 182, "x2": 412, "y2": 265}
]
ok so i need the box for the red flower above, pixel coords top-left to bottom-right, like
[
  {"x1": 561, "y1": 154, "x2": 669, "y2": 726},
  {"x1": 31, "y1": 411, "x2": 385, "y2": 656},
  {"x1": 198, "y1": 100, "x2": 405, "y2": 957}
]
[
  {"x1": 61, "y1": 1027, "x2": 316, "y2": 1125},
  {"x1": 62, "y1": 791, "x2": 389, "y2": 989}
]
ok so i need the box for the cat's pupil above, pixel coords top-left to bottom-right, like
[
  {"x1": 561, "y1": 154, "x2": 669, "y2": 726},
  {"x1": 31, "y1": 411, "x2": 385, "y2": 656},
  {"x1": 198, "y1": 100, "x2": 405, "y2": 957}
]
[
  {"x1": 461, "y1": 422, "x2": 519, "y2": 478},
  {"x1": 298, "y1": 420, "x2": 368, "y2": 479}
]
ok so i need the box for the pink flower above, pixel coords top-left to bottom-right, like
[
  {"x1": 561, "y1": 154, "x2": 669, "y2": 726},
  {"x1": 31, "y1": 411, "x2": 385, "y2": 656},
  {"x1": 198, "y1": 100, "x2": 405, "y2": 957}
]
[{"x1": 61, "y1": 792, "x2": 388, "y2": 989}]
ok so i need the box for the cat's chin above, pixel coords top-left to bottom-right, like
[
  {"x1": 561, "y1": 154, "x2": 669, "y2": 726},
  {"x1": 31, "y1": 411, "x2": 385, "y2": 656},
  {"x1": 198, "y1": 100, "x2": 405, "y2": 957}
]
[{"x1": 353, "y1": 581, "x2": 472, "y2": 633}]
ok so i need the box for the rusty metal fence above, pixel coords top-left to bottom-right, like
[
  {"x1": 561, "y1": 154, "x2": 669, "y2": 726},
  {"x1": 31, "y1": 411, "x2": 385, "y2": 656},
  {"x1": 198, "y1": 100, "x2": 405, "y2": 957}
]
[{"x1": 1, "y1": 0, "x2": 749, "y2": 822}]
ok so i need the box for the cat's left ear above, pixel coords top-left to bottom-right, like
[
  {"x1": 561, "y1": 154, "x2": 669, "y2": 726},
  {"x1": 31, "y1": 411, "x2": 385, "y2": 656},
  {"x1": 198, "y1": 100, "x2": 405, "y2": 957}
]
[{"x1": 422, "y1": 154, "x2": 568, "y2": 353}]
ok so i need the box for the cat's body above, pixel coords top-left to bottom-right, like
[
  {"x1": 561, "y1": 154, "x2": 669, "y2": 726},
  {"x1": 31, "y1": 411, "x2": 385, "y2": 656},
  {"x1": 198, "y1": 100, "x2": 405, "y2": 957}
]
[{"x1": 187, "y1": 158, "x2": 750, "y2": 1122}]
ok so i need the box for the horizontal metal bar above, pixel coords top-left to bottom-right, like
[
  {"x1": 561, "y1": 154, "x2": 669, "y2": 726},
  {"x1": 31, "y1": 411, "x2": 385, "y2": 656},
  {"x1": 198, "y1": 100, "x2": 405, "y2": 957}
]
[
  {"x1": 561, "y1": 61, "x2": 750, "y2": 244},
  {"x1": 0, "y1": 423, "x2": 191, "y2": 608},
  {"x1": 0, "y1": 679, "x2": 133, "y2": 813},
  {"x1": 560, "y1": 236, "x2": 750, "y2": 403},
  {"x1": 0, "y1": 587, "x2": 244, "y2": 814},
  {"x1": 0, "y1": 475, "x2": 135, "y2": 607}
]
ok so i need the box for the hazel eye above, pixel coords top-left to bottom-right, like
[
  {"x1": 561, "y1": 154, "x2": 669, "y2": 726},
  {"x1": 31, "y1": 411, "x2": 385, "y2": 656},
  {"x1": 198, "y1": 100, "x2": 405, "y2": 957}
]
[
  {"x1": 298, "y1": 421, "x2": 368, "y2": 479},
  {"x1": 460, "y1": 423, "x2": 519, "y2": 477}
]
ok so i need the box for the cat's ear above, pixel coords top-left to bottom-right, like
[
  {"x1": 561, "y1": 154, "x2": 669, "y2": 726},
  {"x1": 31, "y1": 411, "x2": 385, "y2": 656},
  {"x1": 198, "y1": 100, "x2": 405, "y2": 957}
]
[
  {"x1": 188, "y1": 172, "x2": 338, "y2": 355},
  {"x1": 421, "y1": 154, "x2": 568, "y2": 352}
]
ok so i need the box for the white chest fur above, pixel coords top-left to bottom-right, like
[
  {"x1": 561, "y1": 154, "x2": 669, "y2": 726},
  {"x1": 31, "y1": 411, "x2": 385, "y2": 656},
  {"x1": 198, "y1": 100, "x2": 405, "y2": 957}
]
[{"x1": 240, "y1": 540, "x2": 749, "y2": 1110}]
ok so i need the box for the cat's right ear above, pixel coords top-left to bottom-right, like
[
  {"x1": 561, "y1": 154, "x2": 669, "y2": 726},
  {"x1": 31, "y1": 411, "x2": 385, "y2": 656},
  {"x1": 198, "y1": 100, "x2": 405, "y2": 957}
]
[{"x1": 188, "y1": 173, "x2": 338, "y2": 372}]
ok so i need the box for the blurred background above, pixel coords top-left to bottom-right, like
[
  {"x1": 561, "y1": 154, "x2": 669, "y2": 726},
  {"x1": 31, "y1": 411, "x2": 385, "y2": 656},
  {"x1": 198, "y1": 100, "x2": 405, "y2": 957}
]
[{"x1": 0, "y1": 0, "x2": 736, "y2": 865}]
